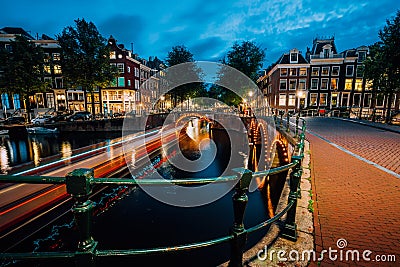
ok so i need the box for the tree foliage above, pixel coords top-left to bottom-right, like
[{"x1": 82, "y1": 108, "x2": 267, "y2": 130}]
[
  {"x1": 0, "y1": 35, "x2": 47, "y2": 108},
  {"x1": 164, "y1": 45, "x2": 205, "y2": 108},
  {"x1": 364, "y1": 10, "x2": 400, "y2": 123},
  {"x1": 214, "y1": 41, "x2": 265, "y2": 106},
  {"x1": 57, "y1": 18, "x2": 117, "y2": 114}
]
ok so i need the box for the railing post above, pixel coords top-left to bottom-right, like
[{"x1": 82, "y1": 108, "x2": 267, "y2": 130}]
[
  {"x1": 280, "y1": 111, "x2": 283, "y2": 127},
  {"x1": 66, "y1": 168, "x2": 97, "y2": 267},
  {"x1": 229, "y1": 168, "x2": 252, "y2": 267},
  {"x1": 295, "y1": 115, "x2": 299, "y2": 138},
  {"x1": 281, "y1": 156, "x2": 303, "y2": 241},
  {"x1": 286, "y1": 112, "x2": 290, "y2": 132}
]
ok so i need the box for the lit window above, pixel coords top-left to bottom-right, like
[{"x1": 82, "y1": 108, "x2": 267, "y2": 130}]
[
  {"x1": 311, "y1": 78, "x2": 318, "y2": 90},
  {"x1": 321, "y1": 67, "x2": 329, "y2": 76},
  {"x1": 365, "y1": 80, "x2": 373, "y2": 91},
  {"x1": 279, "y1": 94, "x2": 286, "y2": 106},
  {"x1": 280, "y1": 68, "x2": 287, "y2": 76},
  {"x1": 288, "y1": 94, "x2": 296, "y2": 106},
  {"x1": 298, "y1": 79, "x2": 306, "y2": 90},
  {"x1": 299, "y1": 68, "x2": 307, "y2": 76},
  {"x1": 110, "y1": 51, "x2": 116, "y2": 59},
  {"x1": 320, "y1": 94, "x2": 327, "y2": 106},
  {"x1": 332, "y1": 66, "x2": 340, "y2": 76},
  {"x1": 311, "y1": 67, "x2": 319, "y2": 76},
  {"x1": 279, "y1": 79, "x2": 287, "y2": 90},
  {"x1": 355, "y1": 79, "x2": 363, "y2": 91},
  {"x1": 54, "y1": 65, "x2": 62, "y2": 74},
  {"x1": 44, "y1": 65, "x2": 51, "y2": 74},
  {"x1": 290, "y1": 68, "x2": 297, "y2": 76},
  {"x1": 310, "y1": 93, "x2": 318, "y2": 106},
  {"x1": 330, "y1": 78, "x2": 339, "y2": 90},
  {"x1": 52, "y1": 53, "x2": 60, "y2": 61},
  {"x1": 345, "y1": 79, "x2": 353, "y2": 90},
  {"x1": 118, "y1": 77, "x2": 125, "y2": 87}
]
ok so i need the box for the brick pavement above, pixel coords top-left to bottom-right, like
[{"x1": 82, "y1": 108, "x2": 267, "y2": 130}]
[
  {"x1": 306, "y1": 121, "x2": 400, "y2": 266},
  {"x1": 305, "y1": 118, "x2": 400, "y2": 175}
]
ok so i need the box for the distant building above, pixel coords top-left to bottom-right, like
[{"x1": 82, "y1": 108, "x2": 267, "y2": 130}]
[
  {"x1": 0, "y1": 27, "x2": 65, "y2": 118},
  {"x1": 258, "y1": 48, "x2": 309, "y2": 112},
  {"x1": 259, "y1": 37, "x2": 399, "y2": 118}
]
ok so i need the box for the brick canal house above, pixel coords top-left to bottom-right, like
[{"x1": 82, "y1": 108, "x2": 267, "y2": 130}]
[{"x1": 259, "y1": 37, "x2": 400, "y2": 118}]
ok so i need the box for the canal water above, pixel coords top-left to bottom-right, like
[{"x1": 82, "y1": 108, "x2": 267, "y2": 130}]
[
  {"x1": 0, "y1": 132, "x2": 121, "y2": 174},
  {"x1": 2, "y1": 120, "x2": 283, "y2": 267}
]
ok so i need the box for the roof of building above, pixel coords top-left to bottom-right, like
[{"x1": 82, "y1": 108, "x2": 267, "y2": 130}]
[
  {"x1": 310, "y1": 37, "x2": 338, "y2": 55},
  {"x1": 275, "y1": 51, "x2": 308, "y2": 64},
  {"x1": 0, "y1": 27, "x2": 34, "y2": 39}
]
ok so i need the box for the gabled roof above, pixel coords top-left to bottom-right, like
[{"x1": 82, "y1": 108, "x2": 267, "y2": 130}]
[
  {"x1": 0, "y1": 27, "x2": 34, "y2": 39},
  {"x1": 276, "y1": 52, "x2": 308, "y2": 64}
]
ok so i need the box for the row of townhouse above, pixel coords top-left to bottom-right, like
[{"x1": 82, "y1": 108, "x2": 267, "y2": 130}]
[
  {"x1": 258, "y1": 37, "x2": 400, "y2": 118},
  {"x1": 0, "y1": 27, "x2": 166, "y2": 118}
]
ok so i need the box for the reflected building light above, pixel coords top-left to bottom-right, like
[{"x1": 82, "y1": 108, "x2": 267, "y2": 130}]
[
  {"x1": 0, "y1": 145, "x2": 9, "y2": 174},
  {"x1": 32, "y1": 141, "x2": 41, "y2": 166},
  {"x1": 61, "y1": 141, "x2": 72, "y2": 163}
]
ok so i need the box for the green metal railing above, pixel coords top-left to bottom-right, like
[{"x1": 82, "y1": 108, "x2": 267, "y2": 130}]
[{"x1": 0, "y1": 114, "x2": 305, "y2": 267}]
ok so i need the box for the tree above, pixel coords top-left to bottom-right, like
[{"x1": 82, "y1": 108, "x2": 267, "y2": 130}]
[
  {"x1": 364, "y1": 10, "x2": 400, "y2": 123},
  {"x1": 165, "y1": 45, "x2": 205, "y2": 108},
  {"x1": 0, "y1": 35, "x2": 47, "y2": 115},
  {"x1": 57, "y1": 18, "x2": 117, "y2": 117},
  {"x1": 214, "y1": 41, "x2": 265, "y2": 106}
]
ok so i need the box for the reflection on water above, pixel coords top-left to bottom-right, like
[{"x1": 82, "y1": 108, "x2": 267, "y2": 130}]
[
  {"x1": 0, "y1": 144, "x2": 9, "y2": 173},
  {"x1": 0, "y1": 132, "x2": 120, "y2": 174},
  {"x1": 61, "y1": 141, "x2": 72, "y2": 162}
]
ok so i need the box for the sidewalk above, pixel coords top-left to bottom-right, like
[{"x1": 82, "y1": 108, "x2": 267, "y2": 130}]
[{"x1": 308, "y1": 133, "x2": 400, "y2": 266}]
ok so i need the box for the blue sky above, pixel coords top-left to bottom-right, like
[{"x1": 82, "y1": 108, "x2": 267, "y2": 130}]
[{"x1": 2, "y1": 0, "x2": 399, "y2": 67}]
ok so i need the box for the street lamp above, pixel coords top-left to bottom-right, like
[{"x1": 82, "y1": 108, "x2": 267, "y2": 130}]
[{"x1": 297, "y1": 90, "x2": 305, "y2": 113}]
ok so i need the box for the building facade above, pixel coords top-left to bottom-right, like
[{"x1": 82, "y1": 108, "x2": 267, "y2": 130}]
[
  {"x1": 259, "y1": 48, "x2": 309, "y2": 112},
  {"x1": 260, "y1": 37, "x2": 400, "y2": 118},
  {"x1": 0, "y1": 27, "x2": 166, "y2": 119}
]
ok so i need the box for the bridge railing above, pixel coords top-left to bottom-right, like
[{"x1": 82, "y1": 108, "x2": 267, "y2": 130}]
[{"x1": 0, "y1": 115, "x2": 305, "y2": 267}]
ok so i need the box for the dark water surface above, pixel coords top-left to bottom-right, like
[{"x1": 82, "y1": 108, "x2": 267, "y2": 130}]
[{"x1": 2, "y1": 122, "x2": 282, "y2": 267}]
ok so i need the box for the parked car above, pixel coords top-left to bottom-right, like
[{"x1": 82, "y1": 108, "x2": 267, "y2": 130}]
[
  {"x1": 4, "y1": 116, "x2": 26, "y2": 125},
  {"x1": 52, "y1": 113, "x2": 68, "y2": 122},
  {"x1": 31, "y1": 114, "x2": 54, "y2": 124},
  {"x1": 67, "y1": 111, "x2": 92, "y2": 121}
]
